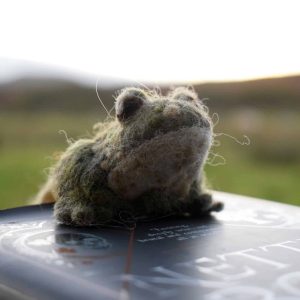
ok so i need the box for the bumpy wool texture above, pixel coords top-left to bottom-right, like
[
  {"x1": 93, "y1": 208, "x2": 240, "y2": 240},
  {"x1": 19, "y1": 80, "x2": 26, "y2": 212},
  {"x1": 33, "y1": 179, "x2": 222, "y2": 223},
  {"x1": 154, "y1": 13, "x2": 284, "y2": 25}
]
[{"x1": 36, "y1": 87, "x2": 223, "y2": 226}]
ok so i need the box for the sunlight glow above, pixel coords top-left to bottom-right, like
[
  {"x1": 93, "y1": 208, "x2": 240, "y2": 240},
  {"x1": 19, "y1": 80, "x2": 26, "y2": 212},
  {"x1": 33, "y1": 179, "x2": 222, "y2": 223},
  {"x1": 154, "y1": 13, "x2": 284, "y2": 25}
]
[{"x1": 1, "y1": 0, "x2": 300, "y2": 82}]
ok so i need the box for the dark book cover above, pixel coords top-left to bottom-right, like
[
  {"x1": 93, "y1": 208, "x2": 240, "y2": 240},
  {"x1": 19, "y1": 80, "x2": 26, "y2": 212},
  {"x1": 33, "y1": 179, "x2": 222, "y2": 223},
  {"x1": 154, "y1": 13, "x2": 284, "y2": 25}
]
[{"x1": 0, "y1": 192, "x2": 300, "y2": 300}]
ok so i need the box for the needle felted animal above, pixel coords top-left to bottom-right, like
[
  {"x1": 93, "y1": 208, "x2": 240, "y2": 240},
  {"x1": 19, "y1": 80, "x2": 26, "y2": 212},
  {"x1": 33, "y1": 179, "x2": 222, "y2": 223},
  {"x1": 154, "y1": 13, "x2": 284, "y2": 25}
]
[{"x1": 37, "y1": 87, "x2": 223, "y2": 226}]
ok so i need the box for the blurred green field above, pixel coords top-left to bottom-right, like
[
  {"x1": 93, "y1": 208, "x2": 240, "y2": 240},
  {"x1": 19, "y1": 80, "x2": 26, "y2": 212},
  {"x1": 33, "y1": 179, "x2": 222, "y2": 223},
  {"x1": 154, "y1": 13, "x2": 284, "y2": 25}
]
[{"x1": 0, "y1": 111, "x2": 299, "y2": 210}]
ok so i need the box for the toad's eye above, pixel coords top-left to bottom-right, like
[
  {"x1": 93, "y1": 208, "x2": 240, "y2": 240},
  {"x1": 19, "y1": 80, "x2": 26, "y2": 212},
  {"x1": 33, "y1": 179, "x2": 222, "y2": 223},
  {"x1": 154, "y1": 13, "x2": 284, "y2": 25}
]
[
  {"x1": 115, "y1": 88, "x2": 148, "y2": 122},
  {"x1": 169, "y1": 87, "x2": 202, "y2": 104}
]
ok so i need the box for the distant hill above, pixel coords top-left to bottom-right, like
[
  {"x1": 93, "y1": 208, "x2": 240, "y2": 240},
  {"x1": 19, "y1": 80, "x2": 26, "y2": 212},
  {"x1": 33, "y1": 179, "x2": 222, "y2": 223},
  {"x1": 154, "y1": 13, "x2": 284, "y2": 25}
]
[
  {"x1": 0, "y1": 78, "x2": 120, "y2": 114},
  {"x1": 0, "y1": 75, "x2": 299, "y2": 113},
  {"x1": 193, "y1": 76, "x2": 300, "y2": 110}
]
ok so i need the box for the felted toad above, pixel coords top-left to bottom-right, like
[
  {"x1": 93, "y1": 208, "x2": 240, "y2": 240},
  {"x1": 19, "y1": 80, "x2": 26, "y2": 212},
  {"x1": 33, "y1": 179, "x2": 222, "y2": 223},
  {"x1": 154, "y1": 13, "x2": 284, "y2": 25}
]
[{"x1": 36, "y1": 87, "x2": 223, "y2": 226}]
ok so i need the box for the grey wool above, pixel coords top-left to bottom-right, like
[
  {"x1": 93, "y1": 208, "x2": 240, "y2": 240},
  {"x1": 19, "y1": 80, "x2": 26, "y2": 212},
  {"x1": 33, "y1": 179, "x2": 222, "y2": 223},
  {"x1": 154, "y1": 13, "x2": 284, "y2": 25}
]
[{"x1": 36, "y1": 87, "x2": 223, "y2": 226}]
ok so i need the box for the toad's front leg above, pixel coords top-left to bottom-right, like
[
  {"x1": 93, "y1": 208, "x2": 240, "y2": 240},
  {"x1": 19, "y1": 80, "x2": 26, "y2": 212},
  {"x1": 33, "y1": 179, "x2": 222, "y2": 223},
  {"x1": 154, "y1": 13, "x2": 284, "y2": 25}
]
[{"x1": 185, "y1": 181, "x2": 224, "y2": 216}]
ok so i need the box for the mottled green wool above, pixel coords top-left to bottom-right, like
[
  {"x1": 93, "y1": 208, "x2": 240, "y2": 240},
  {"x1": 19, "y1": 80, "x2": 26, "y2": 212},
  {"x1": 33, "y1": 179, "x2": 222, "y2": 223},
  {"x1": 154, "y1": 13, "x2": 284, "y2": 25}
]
[{"x1": 39, "y1": 87, "x2": 223, "y2": 226}]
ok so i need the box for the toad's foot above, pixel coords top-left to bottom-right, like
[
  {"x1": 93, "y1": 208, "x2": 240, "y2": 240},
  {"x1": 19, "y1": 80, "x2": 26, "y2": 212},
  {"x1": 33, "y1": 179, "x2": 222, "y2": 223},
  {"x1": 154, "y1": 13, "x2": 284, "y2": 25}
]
[
  {"x1": 54, "y1": 199, "x2": 114, "y2": 226},
  {"x1": 186, "y1": 193, "x2": 224, "y2": 216}
]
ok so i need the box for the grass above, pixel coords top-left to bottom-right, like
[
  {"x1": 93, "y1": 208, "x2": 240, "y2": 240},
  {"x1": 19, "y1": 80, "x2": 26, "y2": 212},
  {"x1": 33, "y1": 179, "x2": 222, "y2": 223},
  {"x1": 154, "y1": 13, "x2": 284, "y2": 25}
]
[
  {"x1": 205, "y1": 149, "x2": 300, "y2": 205},
  {"x1": 0, "y1": 111, "x2": 299, "y2": 209},
  {"x1": 0, "y1": 146, "x2": 56, "y2": 208}
]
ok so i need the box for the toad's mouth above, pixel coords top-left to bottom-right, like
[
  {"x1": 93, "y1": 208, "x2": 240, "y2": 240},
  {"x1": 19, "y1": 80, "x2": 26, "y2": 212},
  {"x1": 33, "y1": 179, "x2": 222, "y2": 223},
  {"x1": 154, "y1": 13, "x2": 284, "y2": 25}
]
[
  {"x1": 122, "y1": 115, "x2": 211, "y2": 152},
  {"x1": 108, "y1": 126, "x2": 212, "y2": 200}
]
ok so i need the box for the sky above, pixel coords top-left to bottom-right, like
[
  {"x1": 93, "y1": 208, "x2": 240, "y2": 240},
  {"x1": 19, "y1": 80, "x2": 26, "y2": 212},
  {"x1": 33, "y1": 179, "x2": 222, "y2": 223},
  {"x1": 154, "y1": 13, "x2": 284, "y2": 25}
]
[{"x1": 1, "y1": 0, "x2": 300, "y2": 83}]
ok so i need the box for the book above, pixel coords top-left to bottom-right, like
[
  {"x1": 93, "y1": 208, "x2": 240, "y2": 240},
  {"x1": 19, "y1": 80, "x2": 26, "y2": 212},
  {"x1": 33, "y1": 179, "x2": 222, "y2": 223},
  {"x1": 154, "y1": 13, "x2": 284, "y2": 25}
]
[{"x1": 0, "y1": 192, "x2": 300, "y2": 300}]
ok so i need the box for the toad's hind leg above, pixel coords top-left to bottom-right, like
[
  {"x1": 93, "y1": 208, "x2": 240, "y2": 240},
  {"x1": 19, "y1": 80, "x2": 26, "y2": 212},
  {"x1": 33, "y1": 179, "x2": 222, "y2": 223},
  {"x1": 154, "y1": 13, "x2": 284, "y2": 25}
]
[{"x1": 35, "y1": 177, "x2": 57, "y2": 204}]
